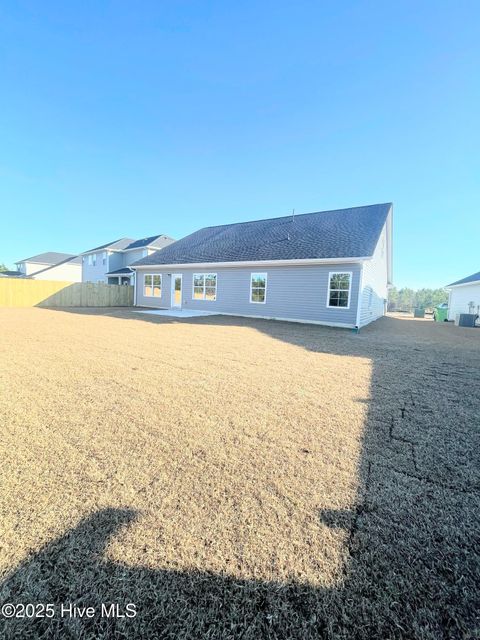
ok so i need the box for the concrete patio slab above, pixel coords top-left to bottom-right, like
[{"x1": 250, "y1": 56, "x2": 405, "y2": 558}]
[{"x1": 133, "y1": 308, "x2": 218, "y2": 318}]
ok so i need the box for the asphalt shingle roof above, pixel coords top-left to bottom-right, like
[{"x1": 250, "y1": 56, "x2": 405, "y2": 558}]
[
  {"x1": 28, "y1": 255, "x2": 82, "y2": 277},
  {"x1": 124, "y1": 235, "x2": 174, "y2": 250},
  {"x1": 132, "y1": 203, "x2": 392, "y2": 267},
  {"x1": 447, "y1": 271, "x2": 480, "y2": 287},
  {"x1": 0, "y1": 271, "x2": 26, "y2": 278},
  {"x1": 83, "y1": 238, "x2": 135, "y2": 254},
  {"x1": 17, "y1": 252, "x2": 76, "y2": 265},
  {"x1": 106, "y1": 267, "x2": 134, "y2": 275}
]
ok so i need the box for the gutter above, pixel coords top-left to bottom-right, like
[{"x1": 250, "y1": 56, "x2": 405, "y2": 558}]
[{"x1": 130, "y1": 256, "x2": 372, "y2": 271}]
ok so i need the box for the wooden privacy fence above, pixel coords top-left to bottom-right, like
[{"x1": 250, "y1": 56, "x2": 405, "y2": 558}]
[{"x1": 0, "y1": 279, "x2": 134, "y2": 308}]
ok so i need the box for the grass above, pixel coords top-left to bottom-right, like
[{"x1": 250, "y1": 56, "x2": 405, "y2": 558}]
[{"x1": 0, "y1": 308, "x2": 478, "y2": 639}]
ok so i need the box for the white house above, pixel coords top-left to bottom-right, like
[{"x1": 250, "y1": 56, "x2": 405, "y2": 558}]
[
  {"x1": 446, "y1": 271, "x2": 480, "y2": 321},
  {"x1": 14, "y1": 252, "x2": 82, "y2": 282}
]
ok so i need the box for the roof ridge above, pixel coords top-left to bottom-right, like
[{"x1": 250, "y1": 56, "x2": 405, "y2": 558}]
[
  {"x1": 17, "y1": 251, "x2": 76, "y2": 264},
  {"x1": 199, "y1": 203, "x2": 393, "y2": 232}
]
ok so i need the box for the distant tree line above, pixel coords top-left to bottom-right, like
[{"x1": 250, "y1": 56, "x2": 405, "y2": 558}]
[{"x1": 388, "y1": 287, "x2": 448, "y2": 311}]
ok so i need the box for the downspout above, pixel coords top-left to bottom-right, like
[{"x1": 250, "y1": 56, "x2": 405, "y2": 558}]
[
  {"x1": 354, "y1": 262, "x2": 365, "y2": 332},
  {"x1": 132, "y1": 269, "x2": 137, "y2": 307}
]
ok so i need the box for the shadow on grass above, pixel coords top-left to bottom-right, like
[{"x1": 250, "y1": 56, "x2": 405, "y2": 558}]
[{"x1": 1, "y1": 310, "x2": 479, "y2": 639}]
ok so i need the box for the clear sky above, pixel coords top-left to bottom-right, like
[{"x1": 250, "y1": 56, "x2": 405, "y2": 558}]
[{"x1": 1, "y1": 1, "x2": 479, "y2": 288}]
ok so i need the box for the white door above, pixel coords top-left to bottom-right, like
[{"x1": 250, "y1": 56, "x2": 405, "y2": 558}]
[{"x1": 171, "y1": 274, "x2": 182, "y2": 308}]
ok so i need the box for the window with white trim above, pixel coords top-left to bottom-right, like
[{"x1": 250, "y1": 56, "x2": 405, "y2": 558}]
[
  {"x1": 144, "y1": 274, "x2": 162, "y2": 297},
  {"x1": 102, "y1": 251, "x2": 107, "y2": 265},
  {"x1": 193, "y1": 273, "x2": 217, "y2": 300},
  {"x1": 250, "y1": 273, "x2": 267, "y2": 303},
  {"x1": 327, "y1": 272, "x2": 351, "y2": 308},
  {"x1": 87, "y1": 253, "x2": 96, "y2": 266}
]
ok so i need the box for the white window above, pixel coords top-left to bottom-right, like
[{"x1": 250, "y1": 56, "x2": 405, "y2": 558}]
[
  {"x1": 87, "y1": 254, "x2": 93, "y2": 266},
  {"x1": 250, "y1": 273, "x2": 267, "y2": 303},
  {"x1": 193, "y1": 273, "x2": 217, "y2": 300},
  {"x1": 144, "y1": 274, "x2": 162, "y2": 297},
  {"x1": 327, "y1": 272, "x2": 352, "y2": 309},
  {"x1": 102, "y1": 251, "x2": 107, "y2": 265}
]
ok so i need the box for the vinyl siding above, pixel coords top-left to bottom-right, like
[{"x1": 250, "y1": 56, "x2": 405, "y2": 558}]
[
  {"x1": 107, "y1": 252, "x2": 125, "y2": 272},
  {"x1": 83, "y1": 247, "x2": 161, "y2": 282},
  {"x1": 358, "y1": 223, "x2": 388, "y2": 327},
  {"x1": 32, "y1": 262, "x2": 82, "y2": 282},
  {"x1": 124, "y1": 249, "x2": 147, "y2": 265},
  {"x1": 18, "y1": 261, "x2": 51, "y2": 276},
  {"x1": 82, "y1": 252, "x2": 110, "y2": 282},
  {"x1": 447, "y1": 283, "x2": 480, "y2": 320},
  {"x1": 135, "y1": 263, "x2": 361, "y2": 326}
]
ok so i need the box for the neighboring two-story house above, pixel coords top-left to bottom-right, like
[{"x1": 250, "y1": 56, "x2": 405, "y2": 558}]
[
  {"x1": 81, "y1": 235, "x2": 175, "y2": 284},
  {"x1": 14, "y1": 252, "x2": 82, "y2": 281}
]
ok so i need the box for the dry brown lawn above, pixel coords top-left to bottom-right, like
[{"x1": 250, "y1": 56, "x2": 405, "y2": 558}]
[{"x1": 0, "y1": 308, "x2": 478, "y2": 639}]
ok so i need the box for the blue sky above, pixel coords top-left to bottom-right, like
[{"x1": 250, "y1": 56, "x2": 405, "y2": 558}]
[{"x1": 1, "y1": 1, "x2": 478, "y2": 288}]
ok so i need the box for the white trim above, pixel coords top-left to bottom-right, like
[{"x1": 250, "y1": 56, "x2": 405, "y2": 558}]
[
  {"x1": 131, "y1": 256, "x2": 370, "y2": 270},
  {"x1": 445, "y1": 279, "x2": 480, "y2": 289},
  {"x1": 385, "y1": 205, "x2": 393, "y2": 285},
  {"x1": 171, "y1": 274, "x2": 183, "y2": 308},
  {"x1": 191, "y1": 272, "x2": 218, "y2": 301},
  {"x1": 143, "y1": 273, "x2": 162, "y2": 298},
  {"x1": 355, "y1": 263, "x2": 364, "y2": 328},
  {"x1": 327, "y1": 271, "x2": 352, "y2": 310},
  {"x1": 250, "y1": 272, "x2": 267, "y2": 304},
  {"x1": 133, "y1": 269, "x2": 137, "y2": 306}
]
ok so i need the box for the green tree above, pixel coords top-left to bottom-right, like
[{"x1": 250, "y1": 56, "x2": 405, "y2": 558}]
[
  {"x1": 388, "y1": 286, "x2": 448, "y2": 311},
  {"x1": 0, "y1": 263, "x2": 8, "y2": 272}
]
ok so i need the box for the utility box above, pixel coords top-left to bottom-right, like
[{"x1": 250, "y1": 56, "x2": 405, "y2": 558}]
[
  {"x1": 458, "y1": 314, "x2": 478, "y2": 328},
  {"x1": 414, "y1": 308, "x2": 425, "y2": 318}
]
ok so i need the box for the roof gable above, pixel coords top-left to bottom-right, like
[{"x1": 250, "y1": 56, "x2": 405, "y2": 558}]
[
  {"x1": 17, "y1": 252, "x2": 76, "y2": 265},
  {"x1": 82, "y1": 238, "x2": 135, "y2": 254},
  {"x1": 27, "y1": 255, "x2": 82, "y2": 277},
  {"x1": 123, "y1": 235, "x2": 174, "y2": 251},
  {"x1": 447, "y1": 271, "x2": 480, "y2": 287},
  {"x1": 132, "y1": 203, "x2": 392, "y2": 267}
]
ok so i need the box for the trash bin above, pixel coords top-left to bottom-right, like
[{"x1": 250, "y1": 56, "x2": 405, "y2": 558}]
[
  {"x1": 434, "y1": 305, "x2": 448, "y2": 322},
  {"x1": 414, "y1": 307, "x2": 425, "y2": 318}
]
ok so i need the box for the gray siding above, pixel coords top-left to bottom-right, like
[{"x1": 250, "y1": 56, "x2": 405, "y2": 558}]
[
  {"x1": 358, "y1": 222, "x2": 388, "y2": 327},
  {"x1": 124, "y1": 249, "x2": 147, "y2": 265},
  {"x1": 82, "y1": 249, "x2": 152, "y2": 282},
  {"x1": 135, "y1": 263, "x2": 361, "y2": 326},
  {"x1": 108, "y1": 252, "x2": 125, "y2": 271},
  {"x1": 82, "y1": 251, "x2": 109, "y2": 282}
]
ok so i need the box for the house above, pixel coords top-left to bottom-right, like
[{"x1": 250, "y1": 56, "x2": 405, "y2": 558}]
[
  {"x1": 0, "y1": 270, "x2": 28, "y2": 278},
  {"x1": 446, "y1": 271, "x2": 480, "y2": 321},
  {"x1": 130, "y1": 203, "x2": 393, "y2": 328},
  {"x1": 14, "y1": 252, "x2": 82, "y2": 282},
  {"x1": 81, "y1": 235, "x2": 175, "y2": 284}
]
